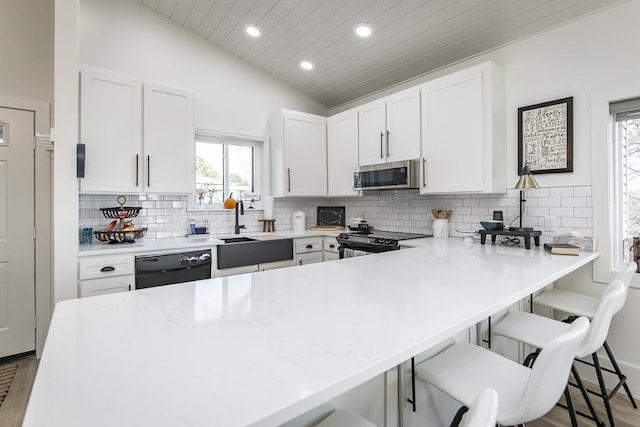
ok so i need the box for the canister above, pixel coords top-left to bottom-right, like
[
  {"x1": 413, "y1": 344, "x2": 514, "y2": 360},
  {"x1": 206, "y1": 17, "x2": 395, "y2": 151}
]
[{"x1": 292, "y1": 210, "x2": 305, "y2": 231}]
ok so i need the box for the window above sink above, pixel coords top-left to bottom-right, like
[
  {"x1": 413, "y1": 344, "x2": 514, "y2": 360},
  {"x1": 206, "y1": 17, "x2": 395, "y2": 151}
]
[{"x1": 187, "y1": 130, "x2": 267, "y2": 212}]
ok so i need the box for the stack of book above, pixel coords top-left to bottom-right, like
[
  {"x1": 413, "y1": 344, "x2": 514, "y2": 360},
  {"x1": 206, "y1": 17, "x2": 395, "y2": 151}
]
[{"x1": 544, "y1": 243, "x2": 580, "y2": 255}]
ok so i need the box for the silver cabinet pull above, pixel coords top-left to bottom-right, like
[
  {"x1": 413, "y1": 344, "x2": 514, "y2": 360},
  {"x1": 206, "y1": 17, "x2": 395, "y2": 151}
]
[
  {"x1": 386, "y1": 130, "x2": 390, "y2": 157},
  {"x1": 380, "y1": 132, "x2": 384, "y2": 158},
  {"x1": 287, "y1": 168, "x2": 291, "y2": 192},
  {"x1": 422, "y1": 158, "x2": 427, "y2": 188}
]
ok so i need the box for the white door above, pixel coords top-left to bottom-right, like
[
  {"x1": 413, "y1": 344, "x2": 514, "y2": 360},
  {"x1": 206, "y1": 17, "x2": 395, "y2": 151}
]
[
  {"x1": 327, "y1": 109, "x2": 359, "y2": 196},
  {"x1": 283, "y1": 113, "x2": 327, "y2": 196},
  {"x1": 143, "y1": 84, "x2": 194, "y2": 194},
  {"x1": 386, "y1": 88, "x2": 421, "y2": 163},
  {"x1": 420, "y1": 68, "x2": 484, "y2": 193},
  {"x1": 358, "y1": 99, "x2": 386, "y2": 166},
  {"x1": 0, "y1": 107, "x2": 35, "y2": 357},
  {"x1": 79, "y1": 69, "x2": 142, "y2": 193}
]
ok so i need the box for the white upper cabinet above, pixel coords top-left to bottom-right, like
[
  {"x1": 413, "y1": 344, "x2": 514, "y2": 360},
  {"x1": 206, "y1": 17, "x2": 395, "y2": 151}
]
[
  {"x1": 79, "y1": 68, "x2": 195, "y2": 194},
  {"x1": 419, "y1": 62, "x2": 505, "y2": 194},
  {"x1": 358, "y1": 88, "x2": 420, "y2": 166},
  {"x1": 80, "y1": 69, "x2": 142, "y2": 193},
  {"x1": 143, "y1": 84, "x2": 194, "y2": 194},
  {"x1": 270, "y1": 110, "x2": 327, "y2": 197},
  {"x1": 327, "y1": 109, "x2": 359, "y2": 197}
]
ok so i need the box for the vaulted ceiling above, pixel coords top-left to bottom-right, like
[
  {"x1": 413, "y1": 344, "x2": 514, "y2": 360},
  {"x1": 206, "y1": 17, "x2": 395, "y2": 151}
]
[{"x1": 134, "y1": 0, "x2": 624, "y2": 108}]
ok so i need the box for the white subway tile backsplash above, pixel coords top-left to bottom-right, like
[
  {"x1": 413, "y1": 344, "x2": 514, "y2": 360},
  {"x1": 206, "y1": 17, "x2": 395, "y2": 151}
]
[
  {"x1": 79, "y1": 185, "x2": 592, "y2": 242},
  {"x1": 549, "y1": 187, "x2": 574, "y2": 197},
  {"x1": 561, "y1": 197, "x2": 587, "y2": 208}
]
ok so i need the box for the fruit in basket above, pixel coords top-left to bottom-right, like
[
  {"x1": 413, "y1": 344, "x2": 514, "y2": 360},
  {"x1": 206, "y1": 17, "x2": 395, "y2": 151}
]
[
  {"x1": 118, "y1": 210, "x2": 128, "y2": 219},
  {"x1": 105, "y1": 220, "x2": 117, "y2": 232}
]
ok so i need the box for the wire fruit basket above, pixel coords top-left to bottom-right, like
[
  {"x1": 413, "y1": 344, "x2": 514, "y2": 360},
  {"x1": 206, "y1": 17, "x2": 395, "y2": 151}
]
[{"x1": 94, "y1": 196, "x2": 147, "y2": 243}]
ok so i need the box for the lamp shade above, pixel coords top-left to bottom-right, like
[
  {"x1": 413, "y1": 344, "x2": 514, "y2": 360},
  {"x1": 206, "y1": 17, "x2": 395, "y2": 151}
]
[{"x1": 515, "y1": 165, "x2": 539, "y2": 190}]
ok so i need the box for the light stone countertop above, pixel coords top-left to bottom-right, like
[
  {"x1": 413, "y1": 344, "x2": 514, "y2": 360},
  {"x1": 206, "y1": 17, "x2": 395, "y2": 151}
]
[
  {"x1": 78, "y1": 229, "x2": 344, "y2": 256},
  {"x1": 26, "y1": 239, "x2": 598, "y2": 427}
]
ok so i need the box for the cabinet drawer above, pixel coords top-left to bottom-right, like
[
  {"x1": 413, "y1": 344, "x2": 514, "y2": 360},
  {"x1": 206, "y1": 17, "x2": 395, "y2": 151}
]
[
  {"x1": 323, "y1": 252, "x2": 340, "y2": 262},
  {"x1": 297, "y1": 252, "x2": 323, "y2": 265},
  {"x1": 323, "y1": 238, "x2": 339, "y2": 253},
  {"x1": 79, "y1": 255, "x2": 134, "y2": 280},
  {"x1": 295, "y1": 238, "x2": 322, "y2": 254},
  {"x1": 79, "y1": 276, "x2": 133, "y2": 298}
]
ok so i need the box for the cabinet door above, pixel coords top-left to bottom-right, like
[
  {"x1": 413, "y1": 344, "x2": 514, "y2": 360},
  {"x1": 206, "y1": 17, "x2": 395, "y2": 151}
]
[
  {"x1": 79, "y1": 276, "x2": 132, "y2": 298},
  {"x1": 358, "y1": 99, "x2": 386, "y2": 166},
  {"x1": 283, "y1": 112, "x2": 327, "y2": 196},
  {"x1": 420, "y1": 68, "x2": 484, "y2": 193},
  {"x1": 327, "y1": 110, "x2": 359, "y2": 196},
  {"x1": 143, "y1": 84, "x2": 195, "y2": 194},
  {"x1": 80, "y1": 69, "x2": 142, "y2": 193},
  {"x1": 386, "y1": 88, "x2": 421, "y2": 163},
  {"x1": 296, "y1": 252, "x2": 323, "y2": 266}
]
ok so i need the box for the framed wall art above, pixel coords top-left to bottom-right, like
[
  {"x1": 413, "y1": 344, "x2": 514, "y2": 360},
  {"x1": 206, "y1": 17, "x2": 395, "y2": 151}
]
[{"x1": 518, "y1": 96, "x2": 573, "y2": 174}]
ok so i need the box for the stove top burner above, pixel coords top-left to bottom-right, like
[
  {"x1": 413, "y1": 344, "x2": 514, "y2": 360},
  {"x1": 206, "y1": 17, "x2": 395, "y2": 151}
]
[
  {"x1": 345, "y1": 230, "x2": 432, "y2": 241},
  {"x1": 336, "y1": 230, "x2": 432, "y2": 250}
]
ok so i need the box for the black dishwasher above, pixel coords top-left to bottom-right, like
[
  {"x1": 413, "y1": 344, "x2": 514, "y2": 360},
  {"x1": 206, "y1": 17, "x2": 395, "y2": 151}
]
[{"x1": 135, "y1": 249, "x2": 212, "y2": 289}]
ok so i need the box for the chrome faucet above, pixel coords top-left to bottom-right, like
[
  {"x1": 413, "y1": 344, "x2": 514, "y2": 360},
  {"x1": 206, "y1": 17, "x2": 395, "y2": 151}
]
[{"x1": 234, "y1": 200, "x2": 245, "y2": 234}]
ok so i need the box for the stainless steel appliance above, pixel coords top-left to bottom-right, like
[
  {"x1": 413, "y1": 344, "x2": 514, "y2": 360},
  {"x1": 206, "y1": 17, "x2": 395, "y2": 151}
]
[
  {"x1": 353, "y1": 160, "x2": 420, "y2": 191},
  {"x1": 336, "y1": 230, "x2": 431, "y2": 258},
  {"x1": 135, "y1": 249, "x2": 212, "y2": 289}
]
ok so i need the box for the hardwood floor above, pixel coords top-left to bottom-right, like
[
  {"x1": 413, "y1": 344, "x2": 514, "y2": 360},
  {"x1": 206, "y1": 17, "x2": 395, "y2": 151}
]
[
  {"x1": 528, "y1": 378, "x2": 640, "y2": 427},
  {"x1": 0, "y1": 354, "x2": 638, "y2": 426},
  {"x1": 0, "y1": 356, "x2": 38, "y2": 427}
]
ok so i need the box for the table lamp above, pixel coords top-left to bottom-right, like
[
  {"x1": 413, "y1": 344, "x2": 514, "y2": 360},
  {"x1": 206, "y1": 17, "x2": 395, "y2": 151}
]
[{"x1": 509, "y1": 165, "x2": 539, "y2": 232}]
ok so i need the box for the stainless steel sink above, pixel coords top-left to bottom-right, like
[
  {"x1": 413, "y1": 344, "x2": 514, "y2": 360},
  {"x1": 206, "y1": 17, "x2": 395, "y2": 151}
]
[
  {"x1": 220, "y1": 237, "x2": 257, "y2": 243},
  {"x1": 217, "y1": 237, "x2": 293, "y2": 269}
]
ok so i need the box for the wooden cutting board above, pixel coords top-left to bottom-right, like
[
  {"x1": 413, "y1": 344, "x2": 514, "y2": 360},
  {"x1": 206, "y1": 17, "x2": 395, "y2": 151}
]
[{"x1": 309, "y1": 226, "x2": 345, "y2": 231}]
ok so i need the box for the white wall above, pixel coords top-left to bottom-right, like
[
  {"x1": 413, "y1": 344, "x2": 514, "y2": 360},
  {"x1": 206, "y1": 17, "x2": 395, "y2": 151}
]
[
  {"x1": 79, "y1": 0, "x2": 328, "y2": 138},
  {"x1": 0, "y1": 0, "x2": 54, "y2": 103}
]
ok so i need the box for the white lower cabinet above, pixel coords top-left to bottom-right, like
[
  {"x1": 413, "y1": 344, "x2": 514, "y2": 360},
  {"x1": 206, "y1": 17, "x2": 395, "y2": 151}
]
[
  {"x1": 78, "y1": 254, "x2": 134, "y2": 298},
  {"x1": 295, "y1": 237, "x2": 323, "y2": 265},
  {"x1": 214, "y1": 264, "x2": 259, "y2": 278},
  {"x1": 323, "y1": 237, "x2": 339, "y2": 261}
]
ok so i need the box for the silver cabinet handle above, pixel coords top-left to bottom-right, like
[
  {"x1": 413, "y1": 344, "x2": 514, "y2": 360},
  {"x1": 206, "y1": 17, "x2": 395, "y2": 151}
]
[
  {"x1": 422, "y1": 158, "x2": 427, "y2": 188},
  {"x1": 386, "y1": 130, "x2": 390, "y2": 157},
  {"x1": 287, "y1": 168, "x2": 291, "y2": 192},
  {"x1": 380, "y1": 132, "x2": 384, "y2": 158}
]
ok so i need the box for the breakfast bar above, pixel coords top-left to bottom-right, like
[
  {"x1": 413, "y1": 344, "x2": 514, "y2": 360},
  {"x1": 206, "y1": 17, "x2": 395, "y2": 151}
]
[{"x1": 24, "y1": 239, "x2": 598, "y2": 427}]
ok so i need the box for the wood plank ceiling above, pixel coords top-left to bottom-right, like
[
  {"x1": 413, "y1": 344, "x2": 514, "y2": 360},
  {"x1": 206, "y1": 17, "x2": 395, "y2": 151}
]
[{"x1": 134, "y1": 0, "x2": 625, "y2": 108}]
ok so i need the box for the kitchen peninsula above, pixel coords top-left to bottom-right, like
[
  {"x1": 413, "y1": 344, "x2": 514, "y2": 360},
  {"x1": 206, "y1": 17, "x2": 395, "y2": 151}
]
[{"x1": 24, "y1": 239, "x2": 598, "y2": 427}]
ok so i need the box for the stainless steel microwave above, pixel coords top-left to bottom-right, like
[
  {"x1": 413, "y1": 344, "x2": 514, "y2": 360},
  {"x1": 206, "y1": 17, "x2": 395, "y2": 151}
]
[{"x1": 353, "y1": 160, "x2": 420, "y2": 190}]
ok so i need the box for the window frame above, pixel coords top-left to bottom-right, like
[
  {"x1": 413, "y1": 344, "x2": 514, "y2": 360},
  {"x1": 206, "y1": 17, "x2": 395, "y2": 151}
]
[
  {"x1": 592, "y1": 91, "x2": 640, "y2": 287},
  {"x1": 187, "y1": 129, "x2": 268, "y2": 212}
]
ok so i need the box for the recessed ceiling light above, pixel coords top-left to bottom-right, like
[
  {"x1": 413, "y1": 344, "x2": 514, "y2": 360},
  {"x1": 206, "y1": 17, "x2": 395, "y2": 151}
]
[
  {"x1": 354, "y1": 23, "x2": 374, "y2": 38},
  {"x1": 299, "y1": 60, "x2": 315, "y2": 71},
  {"x1": 244, "y1": 25, "x2": 261, "y2": 38}
]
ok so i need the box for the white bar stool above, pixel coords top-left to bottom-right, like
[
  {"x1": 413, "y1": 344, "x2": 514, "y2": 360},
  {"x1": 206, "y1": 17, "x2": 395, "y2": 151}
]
[
  {"x1": 533, "y1": 262, "x2": 638, "y2": 423},
  {"x1": 493, "y1": 279, "x2": 625, "y2": 426},
  {"x1": 415, "y1": 317, "x2": 589, "y2": 427},
  {"x1": 462, "y1": 388, "x2": 498, "y2": 427}
]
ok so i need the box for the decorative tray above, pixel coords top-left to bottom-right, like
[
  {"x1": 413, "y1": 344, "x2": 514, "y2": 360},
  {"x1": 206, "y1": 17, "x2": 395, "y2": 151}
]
[{"x1": 94, "y1": 228, "x2": 147, "y2": 244}]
